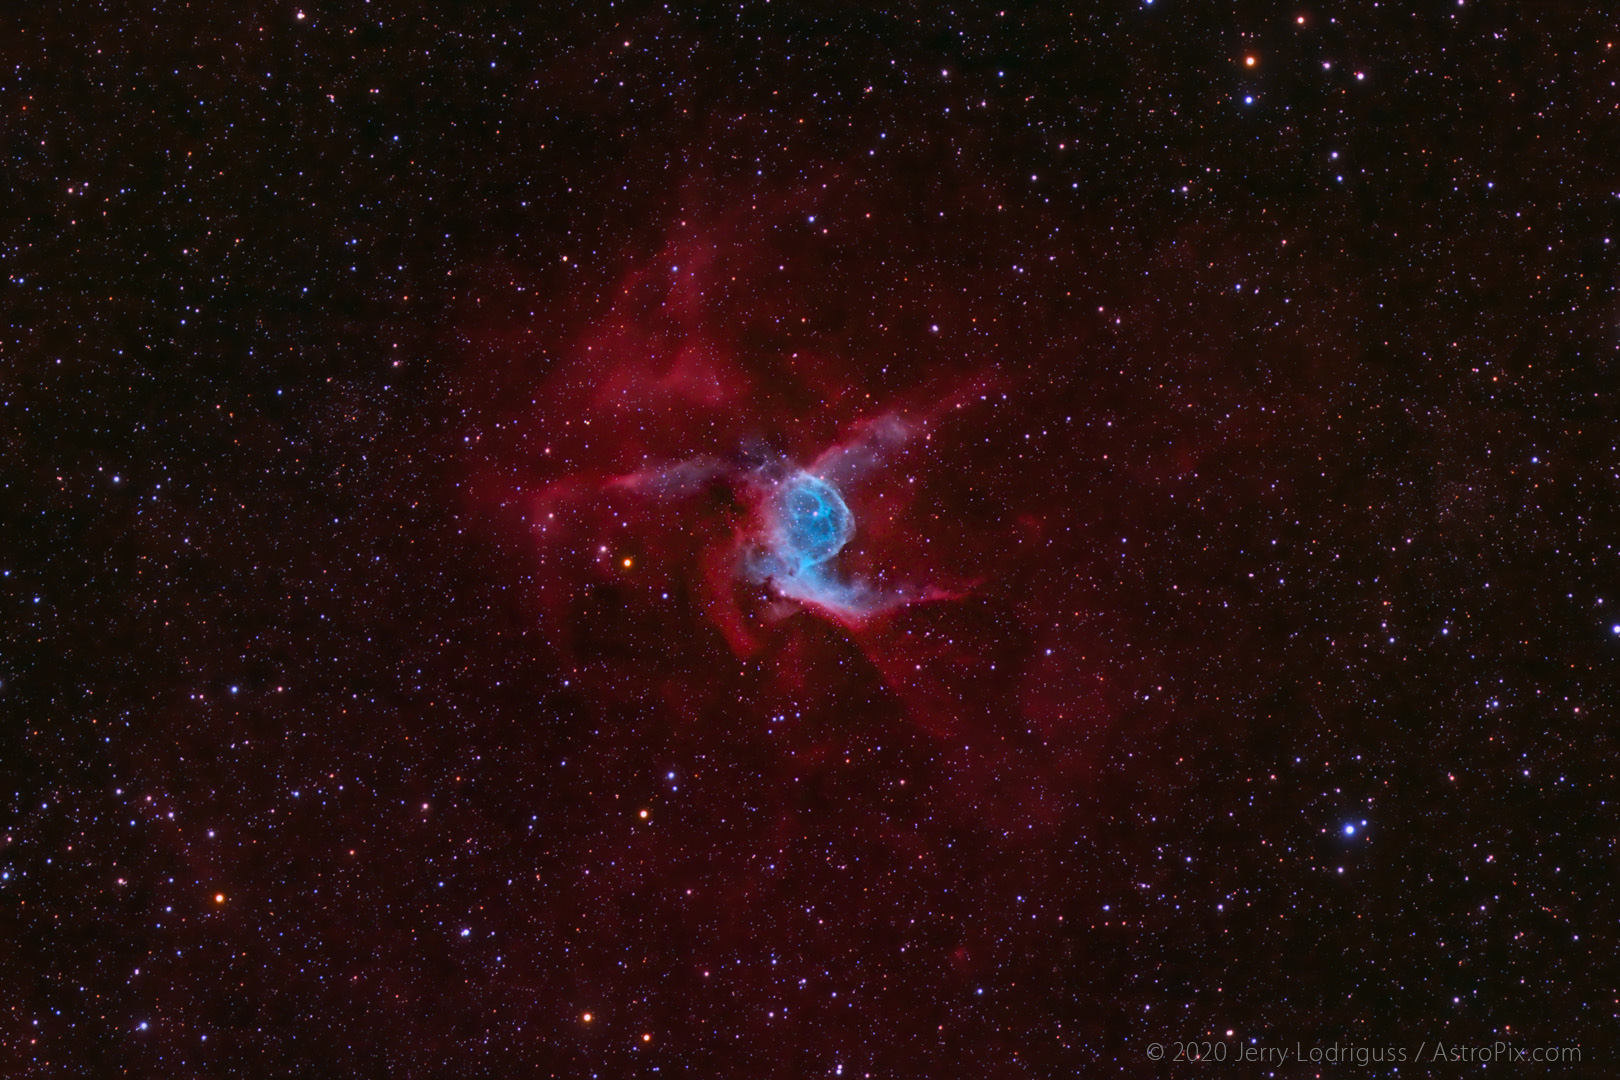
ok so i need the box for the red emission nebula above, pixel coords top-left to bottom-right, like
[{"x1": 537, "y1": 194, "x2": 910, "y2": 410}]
[{"x1": 462, "y1": 189, "x2": 1162, "y2": 828}]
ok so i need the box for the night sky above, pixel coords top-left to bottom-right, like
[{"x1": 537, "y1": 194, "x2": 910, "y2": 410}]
[{"x1": 6, "y1": 1, "x2": 1620, "y2": 1076}]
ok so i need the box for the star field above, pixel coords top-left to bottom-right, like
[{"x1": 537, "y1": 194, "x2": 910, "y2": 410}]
[{"x1": 4, "y1": 1, "x2": 1619, "y2": 1076}]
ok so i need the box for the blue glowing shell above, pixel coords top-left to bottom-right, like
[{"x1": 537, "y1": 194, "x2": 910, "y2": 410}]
[{"x1": 773, "y1": 472, "x2": 854, "y2": 570}]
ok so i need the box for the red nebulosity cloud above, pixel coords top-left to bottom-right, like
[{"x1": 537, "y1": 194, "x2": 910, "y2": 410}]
[
  {"x1": 505, "y1": 298, "x2": 977, "y2": 669},
  {"x1": 460, "y1": 198, "x2": 1080, "y2": 759},
  {"x1": 455, "y1": 178, "x2": 1193, "y2": 833}
]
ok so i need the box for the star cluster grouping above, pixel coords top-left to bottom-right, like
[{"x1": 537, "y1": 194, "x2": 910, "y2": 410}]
[{"x1": 4, "y1": 1, "x2": 1618, "y2": 1076}]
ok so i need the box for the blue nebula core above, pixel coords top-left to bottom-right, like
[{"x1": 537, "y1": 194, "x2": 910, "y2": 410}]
[
  {"x1": 751, "y1": 470, "x2": 881, "y2": 617},
  {"x1": 774, "y1": 473, "x2": 855, "y2": 571}
]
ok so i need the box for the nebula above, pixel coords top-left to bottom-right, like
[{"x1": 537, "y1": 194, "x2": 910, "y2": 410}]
[
  {"x1": 465, "y1": 201, "x2": 1011, "y2": 746},
  {"x1": 592, "y1": 422, "x2": 944, "y2": 635},
  {"x1": 771, "y1": 472, "x2": 854, "y2": 571},
  {"x1": 746, "y1": 466, "x2": 905, "y2": 621}
]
